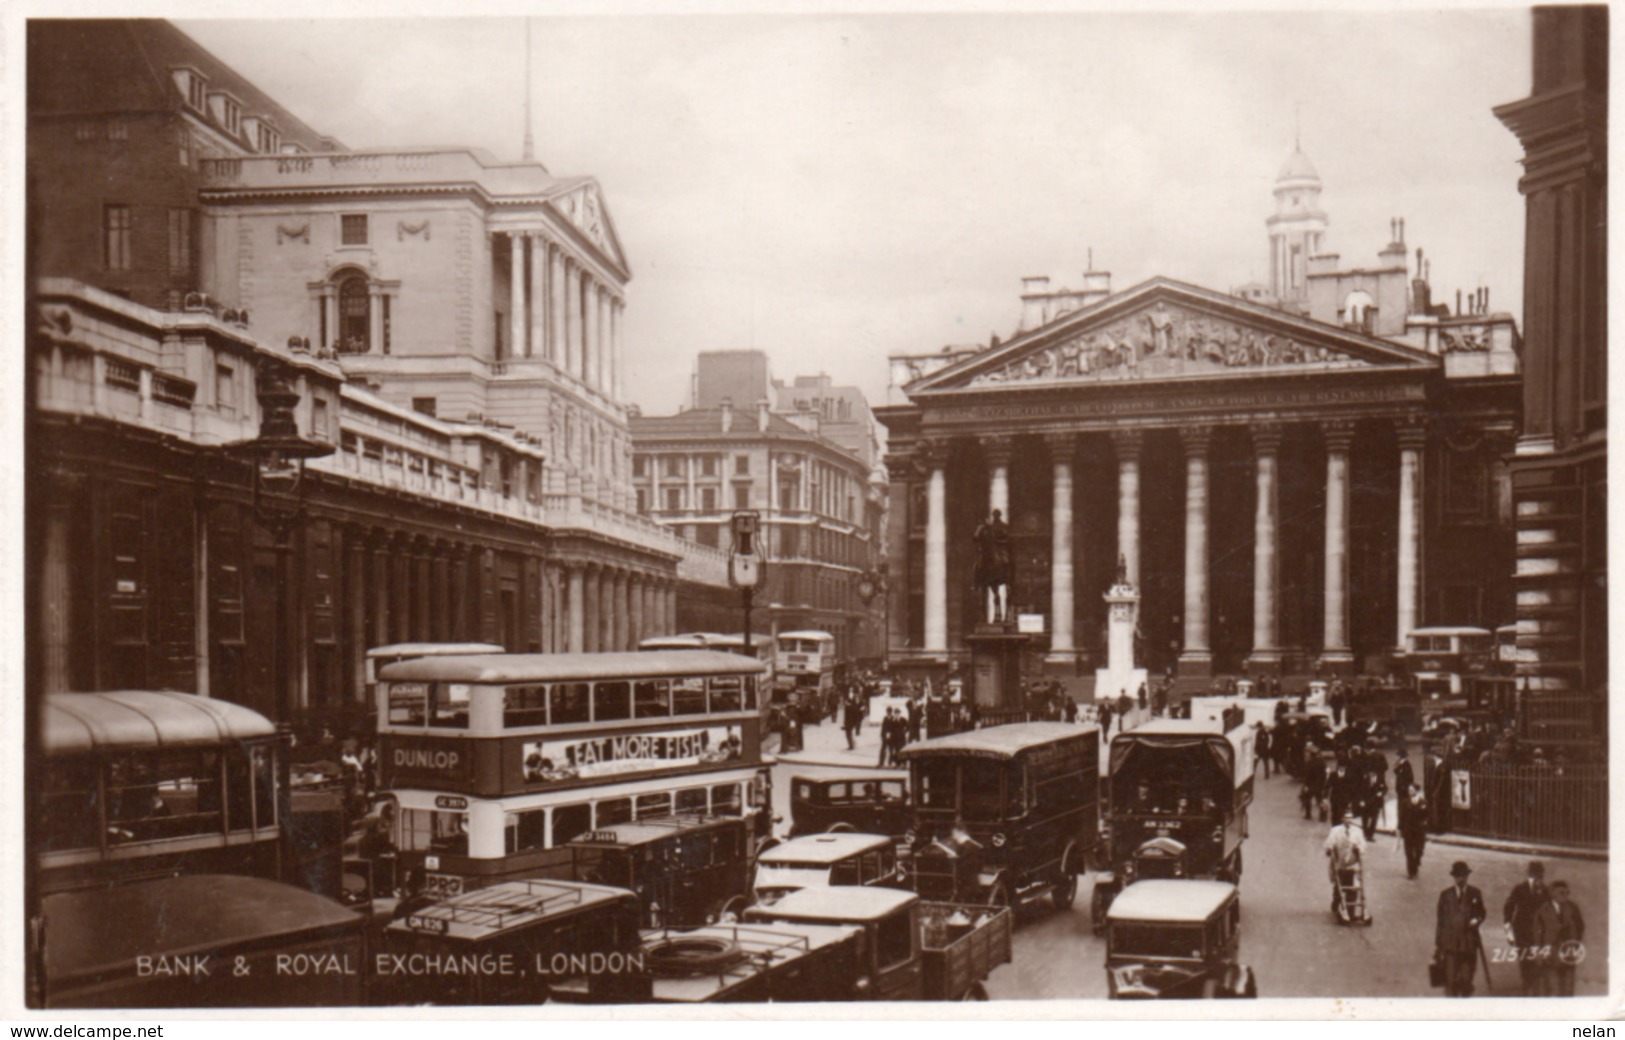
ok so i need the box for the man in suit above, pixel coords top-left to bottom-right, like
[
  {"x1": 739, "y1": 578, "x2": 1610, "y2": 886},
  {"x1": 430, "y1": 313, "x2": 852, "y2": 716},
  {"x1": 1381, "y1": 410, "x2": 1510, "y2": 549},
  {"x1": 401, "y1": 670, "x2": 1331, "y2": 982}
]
[
  {"x1": 1392, "y1": 747, "x2": 1416, "y2": 800},
  {"x1": 1533, "y1": 880, "x2": 1585, "y2": 996},
  {"x1": 1436, "y1": 860, "x2": 1488, "y2": 996},
  {"x1": 1503, "y1": 860, "x2": 1548, "y2": 995},
  {"x1": 1398, "y1": 788, "x2": 1428, "y2": 879}
]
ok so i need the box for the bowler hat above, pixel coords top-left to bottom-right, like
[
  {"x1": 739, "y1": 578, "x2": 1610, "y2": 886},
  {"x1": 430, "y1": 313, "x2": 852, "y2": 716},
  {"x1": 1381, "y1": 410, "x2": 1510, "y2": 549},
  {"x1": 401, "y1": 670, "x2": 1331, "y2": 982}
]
[
  {"x1": 1527, "y1": 861, "x2": 1545, "y2": 877},
  {"x1": 1450, "y1": 861, "x2": 1472, "y2": 878}
]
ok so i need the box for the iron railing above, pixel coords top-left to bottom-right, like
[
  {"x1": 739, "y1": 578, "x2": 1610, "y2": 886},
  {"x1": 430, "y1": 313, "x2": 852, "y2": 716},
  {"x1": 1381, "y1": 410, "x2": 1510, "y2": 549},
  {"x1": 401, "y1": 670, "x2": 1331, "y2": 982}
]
[{"x1": 1449, "y1": 763, "x2": 1606, "y2": 849}]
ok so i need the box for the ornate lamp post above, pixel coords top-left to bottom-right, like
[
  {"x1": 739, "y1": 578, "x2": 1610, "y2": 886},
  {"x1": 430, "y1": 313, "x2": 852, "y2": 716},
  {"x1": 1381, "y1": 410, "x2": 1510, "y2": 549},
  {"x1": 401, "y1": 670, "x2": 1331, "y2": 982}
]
[{"x1": 231, "y1": 362, "x2": 334, "y2": 726}]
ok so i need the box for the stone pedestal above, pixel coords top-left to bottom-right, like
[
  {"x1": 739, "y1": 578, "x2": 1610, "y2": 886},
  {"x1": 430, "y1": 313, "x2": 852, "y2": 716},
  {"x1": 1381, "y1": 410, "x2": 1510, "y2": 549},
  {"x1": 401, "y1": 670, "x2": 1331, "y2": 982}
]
[
  {"x1": 1095, "y1": 582, "x2": 1148, "y2": 704},
  {"x1": 966, "y1": 624, "x2": 1029, "y2": 712}
]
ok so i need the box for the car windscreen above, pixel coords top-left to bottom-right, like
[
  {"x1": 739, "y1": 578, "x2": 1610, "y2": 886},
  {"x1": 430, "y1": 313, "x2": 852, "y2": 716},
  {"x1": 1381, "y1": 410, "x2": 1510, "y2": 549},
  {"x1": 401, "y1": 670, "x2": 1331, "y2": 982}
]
[{"x1": 1110, "y1": 923, "x2": 1205, "y2": 960}]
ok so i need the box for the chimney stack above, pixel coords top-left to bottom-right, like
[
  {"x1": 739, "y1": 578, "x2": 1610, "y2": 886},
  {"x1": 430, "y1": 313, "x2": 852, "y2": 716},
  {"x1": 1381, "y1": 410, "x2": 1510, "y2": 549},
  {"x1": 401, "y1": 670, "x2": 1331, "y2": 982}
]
[
  {"x1": 757, "y1": 399, "x2": 771, "y2": 432},
  {"x1": 720, "y1": 397, "x2": 733, "y2": 433}
]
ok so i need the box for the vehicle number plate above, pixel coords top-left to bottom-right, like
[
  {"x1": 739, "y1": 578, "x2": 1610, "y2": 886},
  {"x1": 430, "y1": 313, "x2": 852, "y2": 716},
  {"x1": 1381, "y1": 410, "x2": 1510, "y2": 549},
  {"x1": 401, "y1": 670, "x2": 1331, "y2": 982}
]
[{"x1": 407, "y1": 914, "x2": 449, "y2": 934}]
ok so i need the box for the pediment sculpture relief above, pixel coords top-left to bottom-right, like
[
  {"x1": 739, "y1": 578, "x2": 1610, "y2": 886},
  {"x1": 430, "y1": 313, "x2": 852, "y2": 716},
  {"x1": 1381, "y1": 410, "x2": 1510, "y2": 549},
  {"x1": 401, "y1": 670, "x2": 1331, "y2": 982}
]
[{"x1": 969, "y1": 302, "x2": 1361, "y2": 386}]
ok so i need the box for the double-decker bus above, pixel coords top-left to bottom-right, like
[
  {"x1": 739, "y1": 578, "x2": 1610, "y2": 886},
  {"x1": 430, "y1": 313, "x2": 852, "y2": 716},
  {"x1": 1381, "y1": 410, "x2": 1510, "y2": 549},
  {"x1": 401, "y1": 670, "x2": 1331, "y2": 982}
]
[
  {"x1": 374, "y1": 651, "x2": 772, "y2": 900},
  {"x1": 39, "y1": 691, "x2": 289, "y2": 895},
  {"x1": 640, "y1": 632, "x2": 776, "y2": 690},
  {"x1": 775, "y1": 630, "x2": 839, "y2": 710},
  {"x1": 1404, "y1": 626, "x2": 1495, "y2": 702}
]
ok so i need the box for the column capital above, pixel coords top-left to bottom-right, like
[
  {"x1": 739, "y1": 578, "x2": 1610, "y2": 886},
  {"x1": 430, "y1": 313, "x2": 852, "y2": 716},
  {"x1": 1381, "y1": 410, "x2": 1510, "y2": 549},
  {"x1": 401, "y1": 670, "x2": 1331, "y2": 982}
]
[
  {"x1": 1321, "y1": 419, "x2": 1357, "y2": 453},
  {"x1": 982, "y1": 434, "x2": 1016, "y2": 465},
  {"x1": 1043, "y1": 431, "x2": 1077, "y2": 458},
  {"x1": 1110, "y1": 428, "x2": 1143, "y2": 460},
  {"x1": 1179, "y1": 424, "x2": 1213, "y2": 456},
  {"x1": 914, "y1": 439, "x2": 948, "y2": 472},
  {"x1": 1250, "y1": 423, "x2": 1285, "y2": 456},
  {"x1": 1395, "y1": 417, "x2": 1429, "y2": 451},
  {"x1": 884, "y1": 454, "x2": 916, "y2": 482}
]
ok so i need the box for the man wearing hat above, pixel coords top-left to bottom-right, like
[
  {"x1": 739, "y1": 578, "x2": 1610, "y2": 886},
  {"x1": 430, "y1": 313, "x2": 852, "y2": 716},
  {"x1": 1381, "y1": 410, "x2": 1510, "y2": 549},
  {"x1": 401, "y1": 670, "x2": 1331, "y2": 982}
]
[
  {"x1": 1503, "y1": 860, "x2": 1549, "y2": 995},
  {"x1": 1436, "y1": 860, "x2": 1488, "y2": 996}
]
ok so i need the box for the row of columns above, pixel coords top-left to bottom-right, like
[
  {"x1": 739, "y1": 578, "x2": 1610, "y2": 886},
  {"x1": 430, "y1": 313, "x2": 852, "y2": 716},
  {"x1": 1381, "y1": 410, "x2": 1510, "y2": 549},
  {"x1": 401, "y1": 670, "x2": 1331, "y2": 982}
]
[
  {"x1": 504, "y1": 231, "x2": 625, "y2": 399},
  {"x1": 915, "y1": 420, "x2": 1425, "y2": 663},
  {"x1": 561, "y1": 562, "x2": 678, "y2": 654}
]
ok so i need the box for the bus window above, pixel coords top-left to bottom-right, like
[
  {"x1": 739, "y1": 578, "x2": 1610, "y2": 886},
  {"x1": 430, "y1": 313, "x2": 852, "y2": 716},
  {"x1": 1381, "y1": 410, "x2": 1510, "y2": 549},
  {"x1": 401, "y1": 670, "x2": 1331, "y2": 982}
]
[
  {"x1": 743, "y1": 675, "x2": 758, "y2": 710},
  {"x1": 634, "y1": 679, "x2": 670, "y2": 719},
  {"x1": 876, "y1": 910, "x2": 914, "y2": 970},
  {"x1": 41, "y1": 759, "x2": 101, "y2": 852},
  {"x1": 709, "y1": 676, "x2": 743, "y2": 713},
  {"x1": 915, "y1": 761, "x2": 958, "y2": 810},
  {"x1": 676, "y1": 787, "x2": 709, "y2": 814},
  {"x1": 431, "y1": 684, "x2": 471, "y2": 728},
  {"x1": 595, "y1": 798, "x2": 633, "y2": 828},
  {"x1": 388, "y1": 682, "x2": 429, "y2": 726},
  {"x1": 504, "y1": 685, "x2": 549, "y2": 727},
  {"x1": 552, "y1": 803, "x2": 592, "y2": 846},
  {"x1": 711, "y1": 783, "x2": 742, "y2": 816},
  {"x1": 505, "y1": 808, "x2": 548, "y2": 855},
  {"x1": 672, "y1": 678, "x2": 707, "y2": 716},
  {"x1": 636, "y1": 792, "x2": 672, "y2": 820},
  {"x1": 594, "y1": 681, "x2": 632, "y2": 722},
  {"x1": 550, "y1": 683, "x2": 590, "y2": 725},
  {"x1": 251, "y1": 745, "x2": 277, "y2": 829},
  {"x1": 401, "y1": 808, "x2": 467, "y2": 854}
]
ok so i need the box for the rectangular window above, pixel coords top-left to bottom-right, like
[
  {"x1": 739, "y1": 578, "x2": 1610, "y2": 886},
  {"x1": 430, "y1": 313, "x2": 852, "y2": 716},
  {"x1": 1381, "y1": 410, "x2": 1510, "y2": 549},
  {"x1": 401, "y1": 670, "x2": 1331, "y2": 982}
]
[
  {"x1": 711, "y1": 784, "x2": 742, "y2": 816},
  {"x1": 636, "y1": 489, "x2": 648, "y2": 515},
  {"x1": 592, "y1": 681, "x2": 631, "y2": 722},
  {"x1": 400, "y1": 808, "x2": 467, "y2": 854},
  {"x1": 633, "y1": 679, "x2": 669, "y2": 718},
  {"x1": 430, "y1": 683, "x2": 470, "y2": 728},
  {"x1": 735, "y1": 455, "x2": 750, "y2": 475},
  {"x1": 215, "y1": 365, "x2": 235, "y2": 415},
  {"x1": 168, "y1": 208, "x2": 192, "y2": 275},
  {"x1": 633, "y1": 456, "x2": 646, "y2": 477},
  {"x1": 505, "y1": 808, "x2": 548, "y2": 855},
  {"x1": 635, "y1": 792, "x2": 672, "y2": 820},
  {"x1": 552, "y1": 803, "x2": 592, "y2": 847},
  {"x1": 187, "y1": 77, "x2": 207, "y2": 110},
  {"x1": 664, "y1": 457, "x2": 683, "y2": 478},
  {"x1": 550, "y1": 682, "x2": 590, "y2": 725},
  {"x1": 696, "y1": 525, "x2": 719, "y2": 548},
  {"x1": 708, "y1": 676, "x2": 743, "y2": 713},
  {"x1": 594, "y1": 798, "x2": 632, "y2": 828},
  {"x1": 341, "y1": 213, "x2": 369, "y2": 246},
  {"x1": 412, "y1": 397, "x2": 437, "y2": 418},
  {"x1": 734, "y1": 484, "x2": 750, "y2": 510},
  {"x1": 312, "y1": 398, "x2": 329, "y2": 439},
  {"x1": 672, "y1": 677, "x2": 707, "y2": 716},
  {"x1": 701, "y1": 487, "x2": 717, "y2": 512},
  {"x1": 103, "y1": 205, "x2": 132, "y2": 270},
  {"x1": 665, "y1": 488, "x2": 683, "y2": 512},
  {"x1": 503, "y1": 684, "x2": 549, "y2": 727},
  {"x1": 701, "y1": 455, "x2": 717, "y2": 477},
  {"x1": 676, "y1": 787, "x2": 709, "y2": 814}
]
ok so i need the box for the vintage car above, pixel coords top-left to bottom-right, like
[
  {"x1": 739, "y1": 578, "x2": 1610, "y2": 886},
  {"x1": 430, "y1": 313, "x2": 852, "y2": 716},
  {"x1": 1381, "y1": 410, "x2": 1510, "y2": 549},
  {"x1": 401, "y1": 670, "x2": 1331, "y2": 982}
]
[
  {"x1": 788, "y1": 773, "x2": 911, "y2": 838},
  {"x1": 899, "y1": 722, "x2": 1100, "y2": 912},
  {"x1": 1104, "y1": 879, "x2": 1256, "y2": 999},
  {"x1": 744, "y1": 886, "x2": 1012, "y2": 1001},
  {"x1": 753, "y1": 832, "x2": 904, "y2": 906},
  {"x1": 567, "y1": 814, "x2": 753, "y2": 928}
]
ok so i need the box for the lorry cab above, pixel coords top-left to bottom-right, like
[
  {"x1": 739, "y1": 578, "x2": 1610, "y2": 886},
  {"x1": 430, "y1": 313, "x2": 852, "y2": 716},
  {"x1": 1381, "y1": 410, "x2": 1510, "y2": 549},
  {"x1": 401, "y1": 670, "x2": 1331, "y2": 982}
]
[
  {"x1": 1104, "y1": 879, "x2": 1255, "y2": 1000},
  {"x1": 754, "y1": 833, "x2": 903, "y2": 906},
  {"x1": 746, "y1": 887, "x2": 924, "y2": 1000}
]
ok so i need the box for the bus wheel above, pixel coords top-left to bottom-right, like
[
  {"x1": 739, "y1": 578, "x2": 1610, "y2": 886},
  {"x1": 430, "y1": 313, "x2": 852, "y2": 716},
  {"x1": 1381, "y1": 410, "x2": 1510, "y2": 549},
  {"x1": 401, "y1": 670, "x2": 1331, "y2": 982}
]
[
  {"x1": 962, "y1": 982, "x2": 989, "y2": 1001},
  {"x1": 826, "y1": 822, "x2": 856, "y2": 833},
  {"x1": 1051, "y1": 871, "x2": 1078, "y2": 911}
]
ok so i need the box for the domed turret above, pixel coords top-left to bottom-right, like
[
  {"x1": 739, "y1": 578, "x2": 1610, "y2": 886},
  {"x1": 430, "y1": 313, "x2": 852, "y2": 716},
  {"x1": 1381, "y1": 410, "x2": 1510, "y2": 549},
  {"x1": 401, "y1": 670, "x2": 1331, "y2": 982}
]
[
  {"x1": 1266, "y1": 145, "x2": 1328, "y2": 306},
  {"x1": 1276, "y1": 147, "x2": 1321, "y2": 185}
]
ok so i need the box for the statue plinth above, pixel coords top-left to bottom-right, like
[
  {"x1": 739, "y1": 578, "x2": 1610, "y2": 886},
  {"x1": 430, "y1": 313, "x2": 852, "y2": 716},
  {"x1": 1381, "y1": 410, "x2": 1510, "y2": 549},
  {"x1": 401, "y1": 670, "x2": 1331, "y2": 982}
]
[
  {"x1": 966, "y1": 625, "x2": 1029, "y2": 712},
  {"x1": 1095, "y1": 582, "x2": 1147, "y2": 704}
]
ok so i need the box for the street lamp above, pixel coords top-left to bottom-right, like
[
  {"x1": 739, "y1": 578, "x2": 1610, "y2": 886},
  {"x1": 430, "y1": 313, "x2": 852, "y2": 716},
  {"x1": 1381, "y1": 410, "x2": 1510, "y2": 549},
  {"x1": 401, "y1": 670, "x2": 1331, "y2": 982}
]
[{"x1": 230, "y1": 362, "x2": 334, "y2": 727}]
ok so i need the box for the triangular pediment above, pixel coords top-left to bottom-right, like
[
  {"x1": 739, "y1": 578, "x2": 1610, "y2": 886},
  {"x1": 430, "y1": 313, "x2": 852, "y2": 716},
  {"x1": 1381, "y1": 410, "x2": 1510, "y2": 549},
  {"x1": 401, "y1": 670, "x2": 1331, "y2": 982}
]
[
  {"x1": 549, "y1": 180, "x2": 628, "y2": 273},
  {"x1": 909, "y1": 278, "x2": 1437, "y2": 394}
]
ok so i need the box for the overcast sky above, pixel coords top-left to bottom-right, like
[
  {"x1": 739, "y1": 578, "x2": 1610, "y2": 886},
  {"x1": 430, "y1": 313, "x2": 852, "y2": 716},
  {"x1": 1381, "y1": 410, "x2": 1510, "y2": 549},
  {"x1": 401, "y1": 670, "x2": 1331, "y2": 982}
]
[{"x1": 174, "y1": 8, "x2": 1532, "y2": 418}]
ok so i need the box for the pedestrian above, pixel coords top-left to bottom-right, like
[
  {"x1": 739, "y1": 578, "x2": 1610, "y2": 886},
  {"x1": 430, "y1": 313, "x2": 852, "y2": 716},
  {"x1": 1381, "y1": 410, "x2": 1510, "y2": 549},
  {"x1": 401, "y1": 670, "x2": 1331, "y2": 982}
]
[
  {"x1": 1398, "y1": 788, "x2": 1428, "y2": 878},
  {"x1": 1136, "y1": 682, "x2": 1148, "y2": 713},
  {"x1": 1327, "y1": 760, "x2": 1355, "y2": 824},
  {"x1": 907, "y1": 695, "x2": 923, "y2": 744},
  {"x1": 1063, "y1": 696, "x2": 1078, "y2": 724},
  {"x1": 1301, "y1": 752, "x2": 1327, "y2": 821},
  {"x1": 1116, "y1": 690, "x2": 1132, "y2": 722},
  {"x1": 1393, "y1": 747, "x2": 1416, "y2": 800},
  {"x1": 1329, "y1": 686, "x2": 1344, "y2": 727},
  {"x1": 1099, "y1": 700, "x2": 1114, "y2": 738},
  {"x1": 1435, "y1": 861, "x2": 1488, "y2": 997},
  {"x1": 1532, "y1": 880, "x2": 1585, "y2": 996},
  {"x1": 1503, "y1": 861, "x2": 1549, "y2": 996},
  {"x1": 877, "y1": 708, "x2": 895, "y2": 768},
  {"x1": 1360, "y1": 763, "x2": 1387, "y2": 841},
  {"x1": 842, "y1": 690, "x2": 862, "y2": 750},
  {"x1": 1324, "y1": 812, "x2": 1368, "y2": 923},
  {"x1": 1255, "y1": 725, "x2": 1272, "y2": 779}
]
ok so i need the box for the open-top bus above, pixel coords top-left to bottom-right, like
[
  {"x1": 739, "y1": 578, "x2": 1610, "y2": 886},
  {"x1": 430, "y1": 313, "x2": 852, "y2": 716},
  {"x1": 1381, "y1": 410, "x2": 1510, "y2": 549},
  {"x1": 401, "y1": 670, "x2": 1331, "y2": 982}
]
[
  {"x1": 39, "y1": 691, "x2": 289, "y2": 895},
  {"x1": 374, "y1": 651, "x2": 772, "y2": 900}
]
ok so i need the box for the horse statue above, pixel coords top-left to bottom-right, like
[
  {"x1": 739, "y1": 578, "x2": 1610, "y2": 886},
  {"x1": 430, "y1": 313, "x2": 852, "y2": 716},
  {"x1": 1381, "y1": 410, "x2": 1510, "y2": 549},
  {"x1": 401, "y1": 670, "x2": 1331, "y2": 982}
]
[{"x1": 973, "y1": 509, "x2": 1013, "y2": 624}]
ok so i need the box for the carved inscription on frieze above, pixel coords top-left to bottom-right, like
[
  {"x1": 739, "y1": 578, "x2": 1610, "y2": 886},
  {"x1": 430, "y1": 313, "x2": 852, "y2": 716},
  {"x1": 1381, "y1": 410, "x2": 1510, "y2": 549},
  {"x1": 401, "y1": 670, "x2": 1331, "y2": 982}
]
[
  {"x1": 969, "y1": 301, "x2": 1363, "y2": 386},
  {"x1": 927, "y1": 383, "x2": 1427, "y2": 425}
]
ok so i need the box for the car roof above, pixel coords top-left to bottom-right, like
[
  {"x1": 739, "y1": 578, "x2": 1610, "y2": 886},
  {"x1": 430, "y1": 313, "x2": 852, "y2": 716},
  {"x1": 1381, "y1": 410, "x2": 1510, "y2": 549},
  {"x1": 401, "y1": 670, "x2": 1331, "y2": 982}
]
[
  {"x1": 792, "y1": 772, "x2": 901, "y2": 786},
  {"x1": 380, "y1": 650, "x2": 765, "y2": 682},
  {"x1": 1119, "y1": 719, "x2": 1221, "y2": 737},
  {"x1": 46, "y1": 691, "x2": 276, "y2": 754},
  {"x1": 896, "y1": 721, "x2": 1094, "y2": 761},
  {"x1": 366, "y1": 642, "x2": 504, "y2": 659},
  {"x1": 568, "y1": 814, "x2": 738, "y2": 847},
  {"x1": 1106, "y1": 880, "x2": 1236, "y2": 922},
  {"x1": 746, "y1": 886, "x2": 917, "y2": 922},
  {"x1": 759, "y1": 833, "x2": 892, "y2": 864}
]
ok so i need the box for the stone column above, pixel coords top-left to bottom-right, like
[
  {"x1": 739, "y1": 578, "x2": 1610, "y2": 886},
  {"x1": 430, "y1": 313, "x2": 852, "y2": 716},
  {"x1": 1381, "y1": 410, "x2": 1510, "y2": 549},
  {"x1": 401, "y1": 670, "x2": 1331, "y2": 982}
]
[
  {"x1": 665, "y1": 580, "x2": 678, "y2": 635},
  {"x1": 508, "y1": 232, "x2": 526, "y2": 360},
  {"x1": 598, "y1": 566, "x2": 615, "y2": 652},
  {"x1": 323, "y1": 291, "x2": 338, "y2": 352},
  {"x1": 549, "y1": 247, "x2": 566, "y2": 367},
  {"x1": 564, "y1": 261, "x2": 581, "y2": 378},
  {"x1": 629, "y1": 574, "x2": 644, "y2": 647},
  {"x1": 583, "y1": 275, "x2": 598, "y2": 388},
  {"x1": 1180, "y1": 425, "x2": 1213, "y2": 675},
  {"x1": 581, "y1": 564, "x2": 599, "y2": 653},
  {"x1": 1111, "y1": 430, "x2": 1142, "y2": 587},
  {"x1": 613, "y1": 570, "x2": 630, "y2": 651},
  {"x1": 1396, "y1": 422, "x2": 1425, "y2": 650},
  {"x1": 1321, "y1": 421, "x2": 1356, "y2": 670},
  {"x1": 368, "y1": 285, "x2": 384, "y2": 355},
  {"x1": 597, "y1": 290, "x2": 612, "y2": 395},
  {"x1": 984, "y1": 435, "x2": 1013, "y2": 519},
  {"x1": 922, "y1": 444, "x2": 948, "y2": 652},
  {"x1": 528, "y1": 235, "x2": 546, "y2": 360},
  {"x1": 612, "y1": 300, "x2": 625, "y2": 400},
  {"x1": 567, "y1": 565, "x2": 585, "y2": 653},
  {"x1": 1046, "y1": 433, "x2": 1076, "y2": 663},
  {"x1": 1248, "y1": 425, "x2": 1284, "y2": 670}
]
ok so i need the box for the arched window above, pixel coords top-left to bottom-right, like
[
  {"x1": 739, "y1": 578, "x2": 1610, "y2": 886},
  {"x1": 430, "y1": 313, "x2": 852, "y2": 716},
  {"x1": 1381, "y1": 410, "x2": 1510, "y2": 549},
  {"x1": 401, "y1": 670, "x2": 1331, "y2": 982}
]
[
  {"x1": 338, "y1": 274, "x2": 369, "y2": 353},
  {"x1": 1343, "y1": 290, "x2": 1375, "y2": 333}
]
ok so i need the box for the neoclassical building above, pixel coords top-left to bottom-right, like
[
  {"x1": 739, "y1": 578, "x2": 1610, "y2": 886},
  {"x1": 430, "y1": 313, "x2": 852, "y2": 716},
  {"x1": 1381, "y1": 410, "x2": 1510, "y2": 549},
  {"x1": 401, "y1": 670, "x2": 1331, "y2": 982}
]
[{"x1": 879, "y1": 157, "x2": 1521, "y2": 683}]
